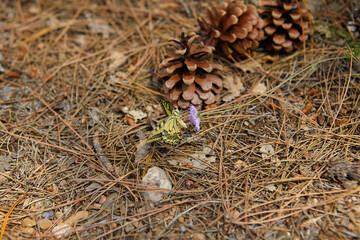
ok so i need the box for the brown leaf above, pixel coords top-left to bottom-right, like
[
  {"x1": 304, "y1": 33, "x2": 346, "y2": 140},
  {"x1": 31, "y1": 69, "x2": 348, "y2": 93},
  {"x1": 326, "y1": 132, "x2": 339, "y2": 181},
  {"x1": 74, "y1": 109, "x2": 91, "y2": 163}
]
[
  {"x1": 204, "y1": 104, "x2": 217, "y2": 110},
  {"x1": 234, "y1": 58, "x2": 261, "y2": 73},
  {"x1": 6, "y1": 71, "x2": 21, "y2": 78},
  {"x1": 250, "y1": 82, "x2": 267, "y2": 95},
  {"x1": 302, "y1": 103, "x2": 313, "y2": 114},
  {"x1": 262, "y1": 55, "x2": 277, "y2": 62},
  {"x1": 125, "y1": 116, "x2": 135, "y2": 126},
  {"x1": 307, "y1": 88, "x2": 318, "y2": 97},
  {"x1": 317, "y1": 113, "x2": 325, "y2": 125},
  {"x1": 222, "y1": 75, "x2": 245, "y2": 102},
  {"x1": 108, "y1": 51, "x2": 127, "y2": 70}
]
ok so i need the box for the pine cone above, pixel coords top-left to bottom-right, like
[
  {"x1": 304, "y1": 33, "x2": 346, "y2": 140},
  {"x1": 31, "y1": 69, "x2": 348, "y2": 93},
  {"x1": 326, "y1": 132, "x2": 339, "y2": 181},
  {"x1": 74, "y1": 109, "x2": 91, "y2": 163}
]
[
  {"x1": 258, "y1": 0, "x2": 312, "y2": 52},
  {"x1": 160, "y1": 32, "x2": 223, "y2": 109},
  {"x1": 198, "y1": 0, "x2": 265, "y2": 59}
]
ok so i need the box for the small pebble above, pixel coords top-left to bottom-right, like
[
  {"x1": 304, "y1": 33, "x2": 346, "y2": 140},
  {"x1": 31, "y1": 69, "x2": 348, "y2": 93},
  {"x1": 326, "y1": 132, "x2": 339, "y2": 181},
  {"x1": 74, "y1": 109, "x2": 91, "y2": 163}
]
[
  {"x1": 21, "y1": 217, "x2": 36, "y2": 227},
  {"x1": 39, "y1": 218, "x2": 53, "y2": 230},
  {"x1": 21, "y1": 227, "x2": 35, "y2": 235},
  {"x1": 42, "y1": 210, "x2": 54, "y2": 219},
  {"x1": 52, "y1": 223, "x2": 71, "y2": 239},
  {"x1": 192, "y1": 233, "x2": 206, "y2": 240}
]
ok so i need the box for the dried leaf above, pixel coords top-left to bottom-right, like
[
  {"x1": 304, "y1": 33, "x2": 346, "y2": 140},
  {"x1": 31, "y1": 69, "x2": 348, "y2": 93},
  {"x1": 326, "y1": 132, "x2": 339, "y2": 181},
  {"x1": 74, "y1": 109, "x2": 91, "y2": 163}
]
[
  {"x1": 204, "y1": 104, "x2": 217, "y2": 110},
  {"x1": 188, "y1": 146, "x2": 216, "y2": 169},
  {"x1": 222, "y1": 75, "x2": 245, "y2": 102},
  {"x1": 6, "y1": 71, "x2": 21, "y2": 78},
  {"x1": 260, "y1": 144, "x2": 274, "y2": 156},
  {"x1": 168, "y1": 146, "x2": 216, "y2": 170},
  {"x1": 122, "y1": 107, "x2": 147, "y2": 123},
  {"x1": 128, "y1": 110, "x2": 147, "y2": 122},
  {"x1": 86, "y1": 13, "x2": 112, "y2": 38},
  {"x1": 265, "y1": 184, "x2": 276, "y2": 191},
  {"x1": 250, "y1": 82, "x2": 267, "y2": 95},
  {"x1": 262, "y1": 55, "x2": 277, "y2": 62},
  {"x1": 302, "y1": 103, "x2": 313, "y2": 114},
  {"x1": 307, "y1": 88, "x2": 318, "y2": 97},
  {"x1": 125, "y1": 116, "x2": 136, "y2": 126},
  {"x1": 234, "y1": 58, "x2": 261, "y2": 73},
  {"x1": 109, "y1": 51, "x2": 127, "y2": 70}
]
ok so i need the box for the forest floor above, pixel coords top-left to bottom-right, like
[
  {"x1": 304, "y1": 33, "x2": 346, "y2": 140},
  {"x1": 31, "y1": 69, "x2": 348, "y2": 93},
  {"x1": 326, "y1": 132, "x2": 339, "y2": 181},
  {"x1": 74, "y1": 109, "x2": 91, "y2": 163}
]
[{"x1": 0, "y1": 0, "x2": 359, "y2": 239}]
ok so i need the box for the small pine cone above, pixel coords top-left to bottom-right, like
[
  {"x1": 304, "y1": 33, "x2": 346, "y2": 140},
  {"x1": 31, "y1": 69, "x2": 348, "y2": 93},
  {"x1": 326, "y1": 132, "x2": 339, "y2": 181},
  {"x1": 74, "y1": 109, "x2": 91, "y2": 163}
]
[
  {"x1": 258, "y1": 0, "x2": 312, "y2": 52},
  {"x1": 160, "y1": 33, "x2": 223, "y2": 109},
  {"x1": 198, "y1": 0, "x2": 265, "y2": 59}
]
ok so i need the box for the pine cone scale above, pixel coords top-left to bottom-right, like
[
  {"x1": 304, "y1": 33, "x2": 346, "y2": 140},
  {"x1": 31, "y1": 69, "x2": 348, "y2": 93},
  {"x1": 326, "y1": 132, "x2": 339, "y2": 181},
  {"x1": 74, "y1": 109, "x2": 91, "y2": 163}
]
[
  {"x1": 182, "y1": 83, "x2": 196, "y2": 101},
  {"x1": 222, "y1": 15, "x2": 239, "y2": 30},
  {"x1": 165, "y1": 74, "x2": 181, "y2": 89},
  {"x1": 197, "y1": 62, "x2": 213, "y2": 72},
  {"x1": 231, "y1": 26, "x2": 248, "y2": 39},
  {"x1": 219, "y1": 32, "x2": 237, "y2": 43},
  {"x1": 204, "y1": 93, "x2": 216, "y2": 105},
  {"x1": 207, "y1": 74, "x2": 222, "y2": 87},
  {"x1": 183, "y1": 71, "x2": 195, "y2": 84},
  {"x1": 288, "y1": 28, "x2": 300, "y2": 39},
  {"x1": 196, "y1": 88, "x2": 212, "y2": 100},
  {"x1": 195, "y1": 75, "x2": 212, "y2": 91},
  {"x1": 166, "y1": 62, "x2": 183, "y2": 74},
  {"x1": 169, "y1": 87, "x2": 182, "y2": 101},
  {"x1": 185, "y1": 59, "x2": 197, "y2": 71}
]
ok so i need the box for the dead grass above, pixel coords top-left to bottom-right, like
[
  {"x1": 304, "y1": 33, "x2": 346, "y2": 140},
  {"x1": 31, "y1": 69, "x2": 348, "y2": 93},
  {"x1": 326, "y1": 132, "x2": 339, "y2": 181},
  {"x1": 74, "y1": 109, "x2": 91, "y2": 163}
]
[{"x1": 0, "y1": 0, "x2": 359, "y2": 239}]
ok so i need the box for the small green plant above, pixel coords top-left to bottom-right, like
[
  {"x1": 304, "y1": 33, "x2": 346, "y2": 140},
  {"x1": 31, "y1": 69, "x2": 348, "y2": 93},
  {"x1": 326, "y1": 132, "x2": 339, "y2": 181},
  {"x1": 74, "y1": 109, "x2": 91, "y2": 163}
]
[{"x1": 345, "y1": 43, "x2": 360, "y2": 62}]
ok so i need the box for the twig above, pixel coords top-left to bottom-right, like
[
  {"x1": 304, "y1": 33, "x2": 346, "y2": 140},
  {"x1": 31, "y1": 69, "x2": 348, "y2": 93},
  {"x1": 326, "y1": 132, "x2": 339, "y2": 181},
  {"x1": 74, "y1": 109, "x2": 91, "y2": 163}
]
[{"x1": 93, "y1": 130, "x2": 114, "y2": 172}]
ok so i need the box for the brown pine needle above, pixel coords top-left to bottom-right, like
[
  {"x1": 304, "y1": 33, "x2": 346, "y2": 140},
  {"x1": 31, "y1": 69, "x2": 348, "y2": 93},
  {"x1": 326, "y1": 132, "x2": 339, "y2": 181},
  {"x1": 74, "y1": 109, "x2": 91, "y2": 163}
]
[{"x1": 0, "y1": 192, "x2": 27, "y2": 240}]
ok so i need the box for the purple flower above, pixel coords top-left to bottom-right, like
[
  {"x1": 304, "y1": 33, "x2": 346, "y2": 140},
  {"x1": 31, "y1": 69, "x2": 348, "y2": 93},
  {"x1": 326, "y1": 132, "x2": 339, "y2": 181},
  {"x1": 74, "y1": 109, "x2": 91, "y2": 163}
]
[{"x1": 188, "y1": 104, "x2": 200, "y2": 132}]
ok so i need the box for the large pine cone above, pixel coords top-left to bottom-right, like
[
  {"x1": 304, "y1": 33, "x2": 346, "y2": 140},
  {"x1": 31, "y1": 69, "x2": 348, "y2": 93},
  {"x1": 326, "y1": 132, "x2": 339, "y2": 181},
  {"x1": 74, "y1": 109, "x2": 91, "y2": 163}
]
[
  {"x1": 160, "y1": 32, "x2": 223, "y2": 109},
  {"x1": 198, "y1": 0, "x2": 265, "y2": 59},
  {"x1": 258, "y1": 0, "x2": 312, "y2": 52}
]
